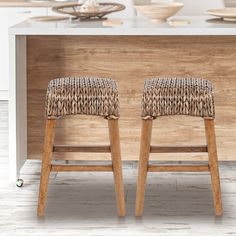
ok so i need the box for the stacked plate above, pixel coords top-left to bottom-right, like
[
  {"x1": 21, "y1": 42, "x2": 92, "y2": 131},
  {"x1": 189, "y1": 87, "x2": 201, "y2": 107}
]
[{"x1": 207, "y1": 8, "x2": 236, "y2": 21}]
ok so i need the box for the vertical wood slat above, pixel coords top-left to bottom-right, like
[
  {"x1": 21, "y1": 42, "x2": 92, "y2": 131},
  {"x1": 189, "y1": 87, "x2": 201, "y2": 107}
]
[
  {"x1": 108, "y1": 119, "x2": 126, "y2": 217},
  {"x1": 205, "y1": 119, "x2": 223, "y2": 216},
  {"x1": 37, "y1": 119, "x2": 56, "y2": 217},
  {"x1": 135, "y1": 119, "x2": 153, "y2": 217}
]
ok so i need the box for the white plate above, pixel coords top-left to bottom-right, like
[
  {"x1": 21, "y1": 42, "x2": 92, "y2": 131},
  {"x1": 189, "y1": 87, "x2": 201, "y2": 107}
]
[{"x1": 207, "y1": 8, "x2": 236, "y2": 21}]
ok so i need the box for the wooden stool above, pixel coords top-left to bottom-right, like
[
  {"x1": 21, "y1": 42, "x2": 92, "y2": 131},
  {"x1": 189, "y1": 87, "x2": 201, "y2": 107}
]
[
  {"x1": 135, "y1": 77, "x2": 222, "y2": 216},
  {"x1": 37, "y1": 77, "x2": 126, "y2": 217}
]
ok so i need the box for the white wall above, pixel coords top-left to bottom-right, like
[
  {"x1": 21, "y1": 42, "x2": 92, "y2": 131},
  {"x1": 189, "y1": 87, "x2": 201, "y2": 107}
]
[{"x1": 176, "y1": 0, "x2": 224, "y2": 16}]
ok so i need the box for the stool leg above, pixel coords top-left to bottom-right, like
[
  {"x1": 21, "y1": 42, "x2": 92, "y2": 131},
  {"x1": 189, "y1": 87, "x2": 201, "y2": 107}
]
[
  {"x1": 204, "y1": 119, "x2": 222, "y2": 216},
  {"x1": 135, "y1": 119, "x2": 153, "y2": 217},
  {"x1": 108, "y1": 119, "x2": 126, "y2": 217},
  {"x1": 37, "y1": 119, "x2": 56, "y2": 217}
]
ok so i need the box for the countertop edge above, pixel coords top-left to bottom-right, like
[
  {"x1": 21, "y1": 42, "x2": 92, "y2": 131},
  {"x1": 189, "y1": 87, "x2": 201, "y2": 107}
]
[{"x1": 9, "y1": 27, "x2": 236, "y2": 36}]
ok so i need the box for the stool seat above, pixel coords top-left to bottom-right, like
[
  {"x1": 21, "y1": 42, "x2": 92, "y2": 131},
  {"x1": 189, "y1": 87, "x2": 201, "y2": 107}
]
[
  {"x1": 45, "y1": 77, "x2": 119, "y2": 119},
  {"x1": 141, "y1": 77, "x2": 215, "y2": 119}
]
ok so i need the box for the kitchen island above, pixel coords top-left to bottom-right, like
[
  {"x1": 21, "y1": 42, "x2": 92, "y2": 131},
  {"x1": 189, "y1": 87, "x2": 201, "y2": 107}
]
[{"x1": 9, "y1": 16, "x2": 236, "y2": 182}]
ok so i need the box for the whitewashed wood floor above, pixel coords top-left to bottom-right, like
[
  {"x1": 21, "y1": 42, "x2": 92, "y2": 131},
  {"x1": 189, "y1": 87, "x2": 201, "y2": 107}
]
[{"x1": 1, "y1": 101, "x2": 236, "y2": 236}]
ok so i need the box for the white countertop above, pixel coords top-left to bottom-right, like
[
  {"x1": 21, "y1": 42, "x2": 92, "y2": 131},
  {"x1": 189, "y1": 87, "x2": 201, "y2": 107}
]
[{"x1": 9, "y1": 16, "x2": 236, "y2": 36}]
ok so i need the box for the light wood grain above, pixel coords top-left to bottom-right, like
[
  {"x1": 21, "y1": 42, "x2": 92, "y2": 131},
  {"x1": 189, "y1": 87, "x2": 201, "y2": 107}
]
[
  {"x1": 108, "y1": 119, "x2": 126, "y2": 217},
  {"x1": 37, "y1": 119, "x2": 55, "y2": 217},
  {"x1": 205, "y1": 119, "x2": 223, "y2": 216},
  {"x1": 53, "y1": 145, "x2": 111, "y2": 153},
  {"x1": 51, "y1": 164, "x2": 113, "y2": 172},
  {"x1": 148, "y1": 165, "x2": 210, "y2": 172},
  {"x1": 27, "y1": 35, "x2": 236, "y2": 161},
  {"x1": 135, "y1": 119, "x2": 152, "y2": 217},
  {"x1": 38, "y1": 118, "x2": 125, "y2": 216},
  {"x1": 150, "y1": 145, "x2": 208, "y2": 153},
  {"x1": 136, "y1": 118, "x2": 222, "y2": 216}
]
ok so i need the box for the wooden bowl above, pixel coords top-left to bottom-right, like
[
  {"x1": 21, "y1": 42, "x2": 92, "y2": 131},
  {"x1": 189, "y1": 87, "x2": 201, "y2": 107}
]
[
  {"x1": 135, "y1": 2, "x2": 184, "y2": 22},
  {"x1": 52, "y1": 3, "x2": 125, "y2": 21}
]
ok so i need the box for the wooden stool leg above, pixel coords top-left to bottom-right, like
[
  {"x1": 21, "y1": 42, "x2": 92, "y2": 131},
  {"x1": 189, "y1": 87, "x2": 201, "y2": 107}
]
[
  {"x1": 108, "y1": 119, "x2": 126, "y2": 217},
  {"x1": 204, "y1": 119, "x2": 222, "y2": 216},
  {"x1": 37, "y1": 119, "x2": 56, "y2": 217},
  {"x1": 135, "y1": 119, "x2": 153, "y2": 216}
]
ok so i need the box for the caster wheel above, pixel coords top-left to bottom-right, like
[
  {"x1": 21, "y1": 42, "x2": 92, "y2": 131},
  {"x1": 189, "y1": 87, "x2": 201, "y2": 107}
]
[{"x1": 16, "y1": 179, "x2": 24, "y2": 187}]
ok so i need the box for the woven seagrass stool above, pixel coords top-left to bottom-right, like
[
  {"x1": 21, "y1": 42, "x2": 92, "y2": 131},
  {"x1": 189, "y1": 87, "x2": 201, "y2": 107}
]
[
  {"x1": 37, "y1": 77, "x2": 125, "y2": 217},
  {"x1": 135, "y1": 77, "x2": 222, "y2": 216}
]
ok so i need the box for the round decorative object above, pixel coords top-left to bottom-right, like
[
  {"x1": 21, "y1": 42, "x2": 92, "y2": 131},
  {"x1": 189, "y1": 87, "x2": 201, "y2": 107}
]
[
  {"x1": 16, "y1": 179, "x2": 24, "y2": 187},
  {"x1": 207, "y1": 8, "x2": 236, "y2": 22},
  {"x1": 52, "y1": 3, "x2": 126, "y2": 21},
  {"x1": 134, "y1": 2, "x2": 184, "y2": 22}
]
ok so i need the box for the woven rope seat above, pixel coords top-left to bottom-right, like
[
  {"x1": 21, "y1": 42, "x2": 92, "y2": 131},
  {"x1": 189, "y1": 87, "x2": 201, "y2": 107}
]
[
  {"x1": 141, "y1": 77, "x2": 215, "y2": 119},
  {"x1": 45, "y1": 77, "x2": 119, "y2": 119}
]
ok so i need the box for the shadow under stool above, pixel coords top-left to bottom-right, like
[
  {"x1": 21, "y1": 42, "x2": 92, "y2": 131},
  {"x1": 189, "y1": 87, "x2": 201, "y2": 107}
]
[
  {"x1": 37, "y1": 77, "x2": 126, "y2": 217},
  {"x1": 135, "y1": 77, "x2": 223, "y2": 216}
]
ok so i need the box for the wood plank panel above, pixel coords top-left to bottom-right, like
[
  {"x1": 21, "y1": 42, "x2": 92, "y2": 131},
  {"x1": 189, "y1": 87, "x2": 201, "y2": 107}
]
[{"x1": 27, "y1": 36, "x2": 236, "y2": 161}]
